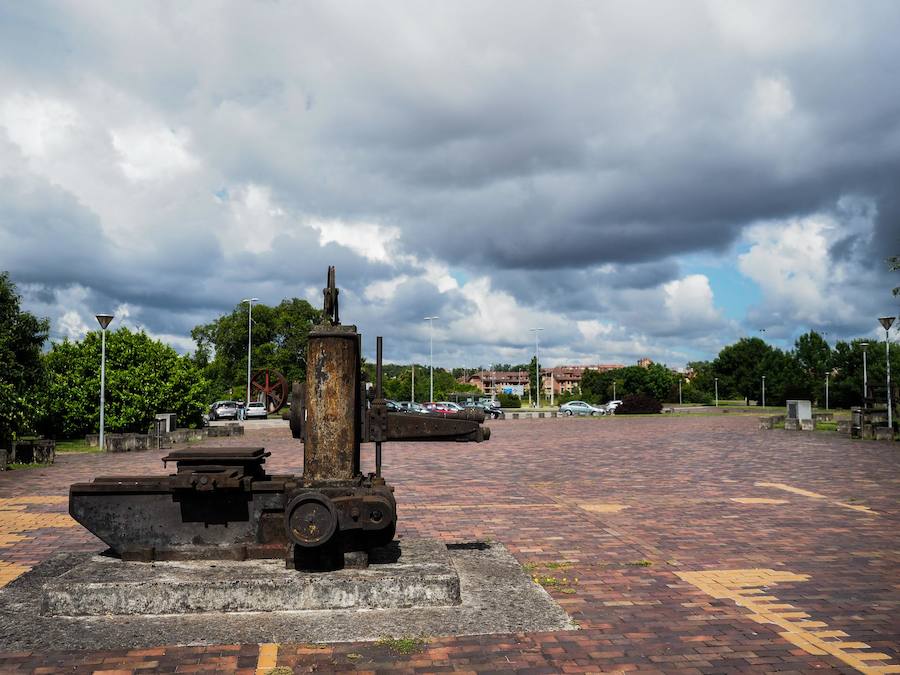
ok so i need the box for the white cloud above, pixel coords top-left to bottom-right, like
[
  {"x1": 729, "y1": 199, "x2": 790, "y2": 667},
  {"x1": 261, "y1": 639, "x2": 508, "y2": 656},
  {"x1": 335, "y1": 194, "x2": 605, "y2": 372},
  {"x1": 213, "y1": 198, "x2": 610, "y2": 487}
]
[
  {"x1": 58, "y1": 310, "x2": 89, "y2": 339},
  {"x1": 310, "y1": 220, "x2": 400, "y2": 263},
  {"x1": 0, "y1": 93, "x2": 79, "y2": 159},
  {"x1": 221, "y1": 183, "x2": 287, "y2": 255},
  {"x1": 111, "y1": 124, "x2": 200, "y2": 182},
  {"x1": 737, "y1": 200, "x2": 877, "y2": 328},
  {"x1": 663, "y1": 274, "x2": 721, "y2": 325},
  {"x1": 750, "y1": 75, "x2": 794, "y2": 122}
]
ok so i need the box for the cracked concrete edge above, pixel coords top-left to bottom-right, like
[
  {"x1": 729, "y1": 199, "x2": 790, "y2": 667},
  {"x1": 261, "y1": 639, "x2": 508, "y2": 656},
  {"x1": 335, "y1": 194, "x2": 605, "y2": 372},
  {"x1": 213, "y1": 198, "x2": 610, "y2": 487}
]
[{"x1": 0, "y1": 541, "x2": 576, "y2": 651}]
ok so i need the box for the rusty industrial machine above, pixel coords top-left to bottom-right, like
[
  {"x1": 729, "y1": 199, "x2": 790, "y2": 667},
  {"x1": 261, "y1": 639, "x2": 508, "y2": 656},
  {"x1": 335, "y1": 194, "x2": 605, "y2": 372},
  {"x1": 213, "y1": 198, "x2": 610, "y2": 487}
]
[
  {"x1": 69, "y1": 267, "x2": 489, "y2": 571},
  {"x1": 251, "y1": 368, "x2": 288, "y2": 414}
]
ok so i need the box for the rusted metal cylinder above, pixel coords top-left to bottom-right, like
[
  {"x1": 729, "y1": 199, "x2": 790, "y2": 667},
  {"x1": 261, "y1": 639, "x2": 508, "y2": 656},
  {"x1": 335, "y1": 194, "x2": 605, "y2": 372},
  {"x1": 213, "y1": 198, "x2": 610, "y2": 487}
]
[{"x1": 304, "y1": 324, "x2": 360, "y2": 480}]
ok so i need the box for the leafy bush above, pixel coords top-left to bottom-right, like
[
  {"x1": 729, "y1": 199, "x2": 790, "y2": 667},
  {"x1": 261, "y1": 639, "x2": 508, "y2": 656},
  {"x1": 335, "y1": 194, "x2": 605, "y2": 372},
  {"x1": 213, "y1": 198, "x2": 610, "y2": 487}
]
[
  {"x1": 43, "y1": 327, "x2": 210, "y2": 438},
  {"x1": 616, "y1": 394, "x2": 662, "y2": 414},
  {"x1": 497, "y1": 393, "x2": 521, "y2": 408}
]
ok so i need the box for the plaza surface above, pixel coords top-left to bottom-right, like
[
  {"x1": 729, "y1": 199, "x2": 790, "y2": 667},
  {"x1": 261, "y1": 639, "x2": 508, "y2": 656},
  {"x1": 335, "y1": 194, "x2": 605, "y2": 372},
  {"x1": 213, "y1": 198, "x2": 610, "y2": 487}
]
[{"x1": 0, "y1": 415, "x2": 898, "y2": 674}]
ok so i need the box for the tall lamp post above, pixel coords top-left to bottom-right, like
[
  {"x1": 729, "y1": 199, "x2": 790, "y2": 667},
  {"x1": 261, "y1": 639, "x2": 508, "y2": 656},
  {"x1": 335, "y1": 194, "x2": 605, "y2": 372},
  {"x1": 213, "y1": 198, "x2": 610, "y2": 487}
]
[
  {"x1": 879, "y1": 317, "x2": 895, "y2": 431},
  {"x1": 529, "y1": 327, "x2": 544, "y2": 408},
  {"x1": 424, "y1": 316, "x2": 438, "y2": 402},
  {"x1": 860, "y1": 342, "x2": 869, "y2": 404},
  {"x1": 679, "y1": 378, "x2": 683, "y2": 405},
  {"x1": 242, "y1": 298, "x2": 258, "y2": 409},
  {"x1": 95, "y1": 314, "x2": 115, "y2": 450},
  {"x1": 761, "y1": 375, "x2": 766, "y2": 408},
  {"x1": 714, "y1": 377, "x2": 719, "y2": 407},
  {"x1": 410, "y1": 364, "x2": 415, "y2": 402}
]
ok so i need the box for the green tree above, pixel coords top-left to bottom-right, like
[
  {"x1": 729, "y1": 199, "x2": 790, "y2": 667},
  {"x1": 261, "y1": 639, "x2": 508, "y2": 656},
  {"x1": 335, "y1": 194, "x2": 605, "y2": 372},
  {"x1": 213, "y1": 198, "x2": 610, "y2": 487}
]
[
  {"x1": 0, "y1": 273, "x2": 49, "y2": 447},
  {"x1": 794, "y1": 331, "x2": 832, "y2": 402},
  {"x1": 713, "y1": 337, "x2": 774, "y2": 405},
  {"x1": 889, "y1": 255, "x2": 899, "y2": 297},
  {"x1": 44, "y1": 327, "x2": 210, "y2": 438},
  {"x1": 191, "y1": 298, "x2": 321, "y2": 396}
]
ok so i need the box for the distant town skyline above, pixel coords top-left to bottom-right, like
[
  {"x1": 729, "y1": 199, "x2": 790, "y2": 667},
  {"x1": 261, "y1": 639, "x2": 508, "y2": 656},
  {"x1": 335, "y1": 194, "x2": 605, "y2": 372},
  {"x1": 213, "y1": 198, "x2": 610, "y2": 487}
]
[{"x1": 1, "y1": 2, "x2": 898, "y2": 369}]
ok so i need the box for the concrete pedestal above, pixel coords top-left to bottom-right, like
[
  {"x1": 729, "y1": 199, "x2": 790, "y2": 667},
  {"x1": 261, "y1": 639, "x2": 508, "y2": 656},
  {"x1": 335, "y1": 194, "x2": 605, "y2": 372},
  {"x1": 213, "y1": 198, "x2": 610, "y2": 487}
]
[{"x1": 42, "y1": 539, "x2": 458, "y2": 616}]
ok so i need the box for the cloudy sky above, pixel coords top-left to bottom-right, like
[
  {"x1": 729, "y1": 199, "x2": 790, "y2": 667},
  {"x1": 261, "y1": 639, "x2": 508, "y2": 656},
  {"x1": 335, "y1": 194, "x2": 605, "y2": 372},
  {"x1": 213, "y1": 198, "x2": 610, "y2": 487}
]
[{"x1": 1, "y1": 1, "x2": 898, "y2": 369}]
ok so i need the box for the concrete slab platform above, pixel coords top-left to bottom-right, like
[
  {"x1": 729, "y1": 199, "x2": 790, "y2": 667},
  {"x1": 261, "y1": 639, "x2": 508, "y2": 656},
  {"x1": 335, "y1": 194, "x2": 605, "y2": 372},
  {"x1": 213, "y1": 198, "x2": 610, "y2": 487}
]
[
  {"x1": 42, "y1": 539, "x2": 459, "y2": 616},
  {"x1": 0, "y1": 541, "x2": 575, "y2": 651}
]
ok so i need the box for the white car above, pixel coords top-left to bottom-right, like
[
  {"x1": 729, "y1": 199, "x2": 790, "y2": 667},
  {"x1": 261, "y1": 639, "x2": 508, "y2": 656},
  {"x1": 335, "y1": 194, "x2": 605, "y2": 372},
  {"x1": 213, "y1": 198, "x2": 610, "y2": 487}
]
[
  {"x1": 605, "y1": 400, "x2": 623, "y2": 413},
  {"x1": 245, "y1": 402, "x2": 268, "y2": 419}
]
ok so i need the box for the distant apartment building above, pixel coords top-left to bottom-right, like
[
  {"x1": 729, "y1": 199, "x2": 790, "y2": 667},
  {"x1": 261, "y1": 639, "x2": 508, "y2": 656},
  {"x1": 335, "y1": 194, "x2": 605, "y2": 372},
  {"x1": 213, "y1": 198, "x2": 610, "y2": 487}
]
[
  {"x1": 540, "y1": 364, "x2": 624, "y2": 397},
  {"x1": 462, "y1": 370, "x2": 530, "y2": 397},
  {"x1": 463, "y1": 363, "x2": 627, "y2": 399},
  {"x1": 637, "y1": 357, "x2": 653, "y2": 368}
]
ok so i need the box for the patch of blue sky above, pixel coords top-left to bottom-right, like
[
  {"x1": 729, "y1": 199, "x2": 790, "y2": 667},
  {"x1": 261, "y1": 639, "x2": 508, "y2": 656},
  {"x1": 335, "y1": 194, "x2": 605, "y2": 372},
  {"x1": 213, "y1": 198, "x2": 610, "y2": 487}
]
[{"x1": 680, "y1": 249, "x2": 761, "y2": 324}]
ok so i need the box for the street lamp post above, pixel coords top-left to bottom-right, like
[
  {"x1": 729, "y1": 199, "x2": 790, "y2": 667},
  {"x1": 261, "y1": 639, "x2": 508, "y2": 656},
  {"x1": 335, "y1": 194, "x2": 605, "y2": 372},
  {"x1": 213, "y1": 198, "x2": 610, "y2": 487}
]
[
  {"x1": 761, "y1": 375, "x2": 766, "y2": 408},
  {"x1": 879, "y1": 317, "x2": 895, "y2": 432},
  {"x1": 424, "y1": 316, "x2": 438, "y2": 402},
  {"x1": 679, "y1": 378, "x2": 682, "y2": 405},
  {"x1": 825, "y1": 372, "x2": 829, "y2": 410},
  {"x1": 860, "y1": 342, "x2": 869, "y2": 405},
  {"x1": 95, "y1": 314, "x2": 115, "y2": 450},
  {"x1": 411, "y1": 364, "x2": 415, "y2": 402},
  {"x1": 529, "y1": 327, "x2": 543, "y2": 408},
  {"x1": 242, "y1": 298, "x2": 258, "y2": 412},
  {"x1": 714, "y1": 377, "x2": 719, "y2": 407}
]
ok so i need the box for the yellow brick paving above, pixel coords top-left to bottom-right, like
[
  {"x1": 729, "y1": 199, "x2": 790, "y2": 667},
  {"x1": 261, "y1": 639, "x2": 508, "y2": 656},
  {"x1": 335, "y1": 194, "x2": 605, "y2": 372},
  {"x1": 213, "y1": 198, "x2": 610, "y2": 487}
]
[
  {"x1": 0, "y1": 495, "x2": 76, "y2": 588},
  {"x1": 677, "y1": 568, "x2": 900, "y2": 674},
  {"x1": 256, "y1": 642, "x2": 279, "y2": 674},
  {"x1": 754, "y1": 481, "x2": 880, "y2": 515}
]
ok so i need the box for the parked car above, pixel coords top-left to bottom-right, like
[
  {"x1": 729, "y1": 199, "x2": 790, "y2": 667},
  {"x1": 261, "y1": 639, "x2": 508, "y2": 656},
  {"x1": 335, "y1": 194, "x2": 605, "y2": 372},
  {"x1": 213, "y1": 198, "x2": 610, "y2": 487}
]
[
  {"x1": 422, "y1": 402, "x2": 456, "y2": 414},
  {"x1": 209, "y1": 400, "x2": 239, "y2": 420},
  {"x1": 559, "y1": 400, "x2": 603, "y2": 416},
  {"x1": 385, "y1": 399, "x2": 402, "y2": 412},
  {"x1": 398, "y1": 401, "x2": 430, "y2": 414},
  {"x1": 605, "y1": 400, "x2": 623, "y2": 413},
  {"x1": 245, "y1": 401, "x2": 268, "y2": 419},
  {"x1": 464, "y1": 400, "x2": 504, "y2": 419}
]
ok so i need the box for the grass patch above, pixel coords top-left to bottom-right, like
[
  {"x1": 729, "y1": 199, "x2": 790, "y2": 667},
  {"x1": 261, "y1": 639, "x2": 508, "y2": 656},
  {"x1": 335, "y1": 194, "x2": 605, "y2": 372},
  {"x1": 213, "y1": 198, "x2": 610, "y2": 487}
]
[
  {"x1": 626, "y1": 559, "x2": 653, "y2": 567},
  {"x1": 532, "y1": 574, "x2": 578, "y2": 594},
  {"x1": 7, "y1": 462, "x2": 50, "y2": 470},
  {"x1": 264, "y1": 668, "x2": 294, "y2": 675},
  {"x1": 376, "y1": 636, "x2": 427, "y2": 655},
  {"x1": 55, "y1": 439, "x2": 103, "y2": 453},
  {"x1": 816, "y1": 421, "x2": 838, "y2": 431},
  {"x1": 523, "y1": 560, "x2": 573, "y2": 572}
]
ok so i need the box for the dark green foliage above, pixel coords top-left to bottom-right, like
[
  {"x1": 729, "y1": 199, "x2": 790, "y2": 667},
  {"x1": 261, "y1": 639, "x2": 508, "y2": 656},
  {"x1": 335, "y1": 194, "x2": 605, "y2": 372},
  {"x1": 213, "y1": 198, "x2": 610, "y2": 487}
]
[
  {"x1": 43, "y1": 327, "x2": 210, "y2": 438},
  {"x1": 0, "y1": 273, "x2": 49, "y2": 447},
  {"x1": 581, "y1": 364, "x2": 677, "y2": 403},
  {"x1": 191, "y1": 298, "x2": 321, "y2": 397},
  {"x1": 497, "y1": 393, "x2": 521, "y2": 408},
  {"x1": 616, "y1": 394, "x2": 662, "y2": 414}
]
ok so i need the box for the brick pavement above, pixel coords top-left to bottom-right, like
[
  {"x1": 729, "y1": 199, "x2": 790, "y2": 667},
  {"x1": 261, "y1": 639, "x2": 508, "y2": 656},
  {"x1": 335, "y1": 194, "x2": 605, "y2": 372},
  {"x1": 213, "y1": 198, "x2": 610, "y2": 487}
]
[{"x1": 0, "y1": 415, "x2": 897, "y2": 673}]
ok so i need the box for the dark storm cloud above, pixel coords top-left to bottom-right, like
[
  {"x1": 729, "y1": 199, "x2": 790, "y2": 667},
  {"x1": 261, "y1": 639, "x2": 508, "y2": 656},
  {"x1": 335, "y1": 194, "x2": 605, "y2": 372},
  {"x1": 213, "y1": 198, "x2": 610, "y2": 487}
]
[{"x1": 1, "y1": 1, "x2": 898, "y2": 364}]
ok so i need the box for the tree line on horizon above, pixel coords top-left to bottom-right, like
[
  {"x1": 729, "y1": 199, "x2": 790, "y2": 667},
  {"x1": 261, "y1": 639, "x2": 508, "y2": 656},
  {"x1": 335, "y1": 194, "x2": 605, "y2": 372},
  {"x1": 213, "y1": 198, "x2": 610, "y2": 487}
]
[{"x1": 1, "y1": 267, "x2": 898, "y2": 444}]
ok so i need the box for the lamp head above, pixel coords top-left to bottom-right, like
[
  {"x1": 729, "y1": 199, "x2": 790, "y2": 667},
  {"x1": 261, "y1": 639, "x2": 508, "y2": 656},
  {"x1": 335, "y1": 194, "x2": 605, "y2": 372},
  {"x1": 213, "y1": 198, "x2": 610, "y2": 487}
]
[{"x1": 95, "y1": 314, "x2": 114, "y2": 330}]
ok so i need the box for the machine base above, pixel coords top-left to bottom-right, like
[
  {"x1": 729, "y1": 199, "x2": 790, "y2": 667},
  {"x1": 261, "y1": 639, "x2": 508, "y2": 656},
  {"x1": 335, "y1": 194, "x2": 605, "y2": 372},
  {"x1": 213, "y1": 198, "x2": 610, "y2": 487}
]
[{"x1": 42, "y1": 539, "x2": 457, "y2": 616}]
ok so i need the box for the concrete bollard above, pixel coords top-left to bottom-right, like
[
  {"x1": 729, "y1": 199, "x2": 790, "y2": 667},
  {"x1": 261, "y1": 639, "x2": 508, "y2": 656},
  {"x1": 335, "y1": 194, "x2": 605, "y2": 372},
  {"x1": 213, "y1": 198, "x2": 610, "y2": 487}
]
[{"x1": 784, "y1": 419, "x2": 800, "y2": 431}]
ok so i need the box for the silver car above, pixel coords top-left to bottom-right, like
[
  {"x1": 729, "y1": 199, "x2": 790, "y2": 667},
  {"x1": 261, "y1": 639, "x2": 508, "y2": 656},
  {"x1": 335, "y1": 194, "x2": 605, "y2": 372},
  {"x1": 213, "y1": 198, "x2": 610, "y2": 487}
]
[
  {"x1": 559, "y1": 400, "x2": 603, "y2": 416},
  {"x1": 245, "y1": 402, "x2": 268, "y2": 419}
]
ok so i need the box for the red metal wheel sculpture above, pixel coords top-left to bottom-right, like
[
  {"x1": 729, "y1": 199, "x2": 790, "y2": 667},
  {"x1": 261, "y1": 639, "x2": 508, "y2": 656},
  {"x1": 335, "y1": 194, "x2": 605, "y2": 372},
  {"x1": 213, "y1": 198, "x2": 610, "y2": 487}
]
[{"x1": 250, "y1": 368, "x2": 288, "y2": 414}]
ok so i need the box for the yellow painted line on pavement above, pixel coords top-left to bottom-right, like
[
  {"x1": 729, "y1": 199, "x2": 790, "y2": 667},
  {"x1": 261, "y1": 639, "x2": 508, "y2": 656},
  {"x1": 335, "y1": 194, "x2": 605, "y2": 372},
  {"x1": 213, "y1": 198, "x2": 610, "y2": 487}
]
[
  {"x1": 256, "y1": 643, "x2": 279, "y2": 673},
  {"x1": 754, "y1": 482, "x2": 878, "y2": 515},
  {"x1": 677, "y1": 568, "x2": 900, "y2": 674},
  {"x1": 730, "y1": 498, "x2": 788, "y2": 505},
  {"x1": 578, "y1": 503, "x2": 630, "y2": 513}
]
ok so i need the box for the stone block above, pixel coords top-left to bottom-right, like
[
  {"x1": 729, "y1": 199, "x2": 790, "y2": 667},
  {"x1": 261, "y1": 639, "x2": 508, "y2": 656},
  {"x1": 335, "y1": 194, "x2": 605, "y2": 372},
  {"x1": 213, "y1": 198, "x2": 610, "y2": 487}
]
[
  {"x1": 784, "y1": 418, "x2": 800, "y2": 431},
  {"x1": 813, "y1": 412, "x2": 833, "y2": 422},
  {"x1": 759, "y1": 416, "x2": 774, "y2": 430},
  {"x1": 837, "y1": 420, "x2": 851, "y2": 434},
  {"x1": 0, "y1": 448, "x2": 7, "y2": 470},
  {"x1": 42, "y1": 539, "x2": 460, "y2": 616},
  {"x1": 874, "y1": 426, "x2": 894, "y2": 441},
  {"x1": 800, "y1": 419, "x2": 814, "y2": 431},
  {"x1": 85, "y1": 434, "x2": 99, "y2": 447}
]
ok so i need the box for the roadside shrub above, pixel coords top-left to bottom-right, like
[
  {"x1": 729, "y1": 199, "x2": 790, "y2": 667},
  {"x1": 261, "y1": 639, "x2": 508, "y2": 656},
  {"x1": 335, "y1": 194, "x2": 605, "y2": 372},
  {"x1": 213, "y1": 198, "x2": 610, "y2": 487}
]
[
  {"x1": 616, "y1": 394, "x2": 662, "y2": 414},
  {"x1": 497, "y1": 393, "x2": 521, "y2": 408}
]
